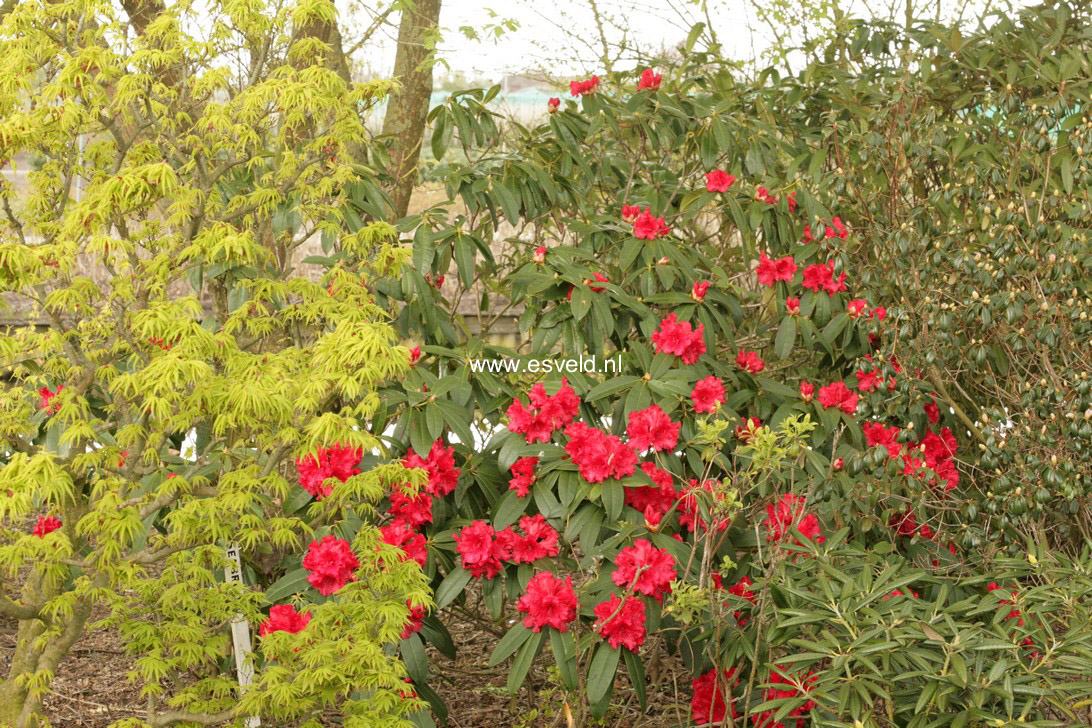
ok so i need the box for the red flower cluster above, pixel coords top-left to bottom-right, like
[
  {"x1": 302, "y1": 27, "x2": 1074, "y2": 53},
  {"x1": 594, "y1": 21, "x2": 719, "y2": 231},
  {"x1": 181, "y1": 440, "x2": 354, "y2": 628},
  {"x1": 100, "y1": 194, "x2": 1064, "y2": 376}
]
[
  {"x1": 625, "y1": 462, "x2": 678, "y2": 526},
  {"x1": 721, "y1": 575, "x2": 757, "y2": 626},
  {"x1": 735, "y1": 349, "x2": 765, "y2": 374},
  {"x1": 705, "y1": 169, "x2": 735, "y2": 192},
  {"x1": 917, "y1": 427, "x2": 960, "y2": 490},
  {"x1": 621, "y1": 204, "x2": 641, "y2": 222},
  {"x1": 786, "y1": 296, "x2": 800, "y2": 314},
  {"x1": 403, "y1": 440, "x2": 460, "y2": 496},
  {"x1": 734, "y1": 416, "x2": 762, "y2": 443},
  {"x1": 847, "y1": 298, "x2": 868, "y2": 317},
  {"x1": 593, "y1": 594, "x2": 647, "y2": 651},
  {"x1": 39, "y1": 385, "x2": 63, "y2": 413},
  {"x1": 517, "y1": 572, "x2": 578, "y2": 632},
  {"x1": 547, "y1": 97, "x2": 560, "y2": 113},
  {"x1": 691, "y1": 280, "x2": 710, "y2": 301},
  {"x1": 755, "y1": 252, "x2": 797, "y2": 285},
  {"x1": 33, "y1": 515, "x2": 61, "y2": 537},
  {"x1": 388, "y1": 488, "x2": 433, "y2": 530},
  {"x1": 508, "y1": 456, "x2": 539, "y2": 498},
  {"x1": 754, "y1": 669, "x2": 816, "y2": 728},
  {"x1": 507, "y1": 378, "x2": 581, "y2": 443},
  {"x1": 401, "y1": 601, "x2": 426, "y2": 639},
  {"x1": 626, "y1": 404, "x2": 680, "y2": 452},
  {"x1": 691, "y1": 668, "x2": 740, "y2": 725},
  {"x1": 764, "y1": 493, "x2": 825, "y2": 546},
  {"x1": 817, "y1": 381, "x2": 858, "y2": 415},
  {"x1": 295, "y1": 443, "x2": 362, "y2": 500},
  {"x1": 612, "y1": 539, "x2": 676, "y2": 602},
  {"x1": 259, "y1": 604, "x2": 311, "y2": 637},
  {"x1": 564, "y1": 422, "x2": 637, "y2": 482},
  {"x1": 799, "y1": 381, "x2": 814, "y2": 402},
  {"x1": 678, "y1": 478, "x2": 732, "y2": 532},
  {"x1": 381, "y1": 520, "x2": 427, "y2": 567},
  {"x1": 863, "y1": 421, "x2": 902, "y2": 459},
  {"x1": 755, "y1": 186, "x2": 778, "y2": 205},
  {"x1": 569, "y1": 75, "x2": 600, "y2": 96},
  {"x1": 632, "y1": 207, "x2": 671, "y2": 240},
  {"x1": 803, "y1": 216, "x2": 848, "y2": 243},
  {"x1": 651, "y1": 313, "x2": 705, "y2": 364},
  {"x1": 303, "y1": 535, "x2": 359, "y2": 596},
  {"x1": 455, "y1": 516, "x2": 561, "y2": 578},
  {"x1": 636, "y1": 68, "x2": 661, "y2": 91},
  {"x1": 691, "y1": 376, "x2": 725, "y2": 413},
  {"x1": 801, "y1": 262, "x2": 847, "y2": 295}
]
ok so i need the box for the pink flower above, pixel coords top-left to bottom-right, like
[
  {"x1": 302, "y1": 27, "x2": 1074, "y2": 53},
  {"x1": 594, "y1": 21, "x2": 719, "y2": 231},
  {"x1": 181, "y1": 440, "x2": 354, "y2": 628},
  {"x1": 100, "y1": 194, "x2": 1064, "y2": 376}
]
[
  {"x1": 39, "y1": 385, "x2": 63, "y2": 413},
  {"x1": 508, "y1": 456, "x2": 539, "y2": 498},
  {"x1": 454, "y1": 520, "x2": 504, "y2": 579},
  {"x1": 533, "y1": 245, "x2": 547, "y2": 264},
  {"x1": 633, "y1": 207, "x2": 671, "y2": 240},
  {"x1": 863, "y1": 421, "x2": 901, "y2": 459},
  {"x1": 594, "y1": 594, "x2": 647, "y2": 651},
  {"x1": 817, "y1": 381, "x2": 858, "y2": 415},
  {"x1": 381, "y1": 521, "x2": 427, "y2": 567},
  {"x1": 403, "y1": 440, "x2": 461, "y2": 496},
  {"x1": 303, "y1": 535, "x2": 359, "y2": 596},
  {"x1": 786, "y1": 296, "x2": 800, "y2": 314},
  {"x1": 637, "y1": 68, "x2": 662, "y2": 91},
  {"x1": 517, "y1": 572, "x2": 578, "y2": 632},
  {"x1": 755, "y1": 252, "x2": 797, "y2": 285},
  {"x1": 295, "y1": 443, "x2": 363, "y2": 500},
  {"x1": 735, "y1": 350, "x2": 765, "y2": 374},
  {"x1": 801, "y1": 261, "x2": 847, "y2": 295},
  {"x1": 705, "y1": 169, "x2": 736, "y2": 192},
  {"x1": 612, "y1": 539, "x2": 676, "y2": 602},
  {"x1": 507, "y1": 378, "x2": 582, "y2": 444},
  {"x1": 799, "y1": 381, "x2": 814, "y2": 403},
  {"x1": 388, "y1": 488, "x2": 433, "y2": 530},
  {"x1": 691, "y1": 376, "x2": 725, "y2": 413},
  {"x1": 564, "y1": 422, "x2": 637, "y2": 483},
  {"x1": 497, "y1": 514, "x2": 560, "y2": 564},
  {"x1": 691, "y1": 280, "x2": 710, "y2": 301},
  {"x1": 33, "y1": 515, "x2": 62, "y2": 537},
  {"x1": 651, "y1": 313, "x2": 706, "y2": 364},
  {"x1": 547, "y1": 97, "x2": 560, "y2": 113},
  {"x1": 260, "y1": 604, "x2": 311, "y2": 637},
  {"x1": 626, "y1": 405, "x2": 680, "y2": 452},
  {"x1": 569, "y1": 75, "x2": 600, "y2": 96}
]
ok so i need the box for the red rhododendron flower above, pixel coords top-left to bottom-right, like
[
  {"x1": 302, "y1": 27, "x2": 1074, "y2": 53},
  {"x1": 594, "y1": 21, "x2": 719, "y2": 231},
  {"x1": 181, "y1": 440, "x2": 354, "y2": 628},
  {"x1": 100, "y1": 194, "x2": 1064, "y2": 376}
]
[
  {"x1": 755, "y1": 252, "x2": 797, "y2": 286},
  {"x1": 586, "y1": 272, "x2": 609, "y2": 292},
  {"x1": 863, "y1": 421, "x2": 901, "y2": 458},
  {"x1": 400, "y1": 601, "x2": 426, "y2": 639},
  {"x1": 569, "y1": 75, "x2": 600, "y2": 96},
  {"x1": 735, "y1": 349, "x2": 765, "y2": 374},
  {"x1": 756, "y1": 186, "x2": 778, "y2": 204},
  {"x1": 295, "y1": 443, "x2": 362, "y2": 500},
  {"x1": 678, "y1": 478, "x2": 732, "y2": 532},
  {"x1": 403, "y1": 440, "x2": 461, "y2": 496},
  {"x1": 381, "y1": 521, "x2": 427, "y2": 567},
  {"x1": 691, "y1": 280, "x2": 710, "y2": 301},
  {"x1": 786, "y1": 296, "x2": 800, "y2": 314},
  {"x1": 801, "y1": 261, "x2": 847, "y2": 295},
  {"x1": 303, "y1": 535, "x2": 359, "y2": 596},
  {"x1": 507, "y1": 378, "x2": 581, "y2": 444},
  {"x1": 725, "y1": 576, "x2": 757, "y2": 626},
  {"x1": 825, "y1": 216, "x2": 848, "y2": 239},
  {"x1": 871, "y1": 305, "x2": 887, "y2": 321},
  {"x1": 847, "y1": 298, "x2": 868, "y2": 317},
  {"x1": 924, "y1": 397, "x2": 940, "y2": 424},
  {"x1": 636, "y1": 68, "x2": 661, "y2": 91},
  {"x1": 621, "y1": 204, "x2": 641, "y2": 222},
  {"x1": 883, "y1": 588, "x2": 920, "y2": 600},
  {"x1": 508, "y1": 456, "x2": 539, "y2": 498},
  {"x1": 517, "y1": 572, "x2": 578, "y2": 632},
  {"x1": 564, "y1": 422, "x2": 637, "y2": 483},
  {"x1": 626, "y1": 404, "x2": 680, "y2": 452},
  {"x1": 855, "y1": 367, "x2": 884, "y2": 393},
  {"x1": 651, "y1": 313, "x2": 706, "y2": 364},
  {"x1": 632, "y1": 207, "x2": 671, "y2": 240},
  {"x1": 691, "y1": 668, "x2": 740, "y2": 725},
  {"x1": 33, "y1": 515, "x2": 61, "y2": 537},
  {"x1": 497, "y1": 514, "x2": 561, "y2": 564},
  {"x1": 817, "y1": 381, "x2": 858, "y2": 415},
  {"x1": 764, "y1": 493, "x2": 825, "y2": 545},
  {"x1": 691, "y1": 376, "x2": 725, "y2": 413},
  {"x1": 612, "y1": 538, "x2": 676, "y2": 602},
  {"x1": 547, "y1": 97, "x2": 560, "y2": 113},
  {"x1": 625, "y1": 462, "x2": 678, "y2": 522},
  {"x1": 831, "y1": 456, "x2": 844, "y2": 471},
  {"x1": 705, "y1": 169, "x2": 735, "y2": 192},
  {"x1": 39, "y1": 385, "x2": 63, "y2": 413},
  {"x1": 259, "y1": 604, "x2": 311, "y2": 637},
  {"x1": 917, "y1": 427, "x2": 960, "y2": 490},
  {"x1": 388, "y1": 488, "x2": 433, "y2": 530},
  {"x1": 533, "y1": 245, "x2": 547, "y2": 263},
  {"x1": 594, "y1": 594, "x2": 647, "y2": 651},
  {"x1": 734, "y1": 416, "x2": 762, "y2": 443},
  {"x1": 408, "y1": 345, "x2": 421, "y2": 365},
  {"x1": 799, "y1": 381, "x2": 814, "y2": 403},
  {"x1": 754, "y1": 669, "x2": 816, "y2": 728},
  {"x1": 889, "y1": 510, "x2": 918, "y2": 537},
  {"x1": 454, "y1": 520, "x2": 506, "y2": 578}
]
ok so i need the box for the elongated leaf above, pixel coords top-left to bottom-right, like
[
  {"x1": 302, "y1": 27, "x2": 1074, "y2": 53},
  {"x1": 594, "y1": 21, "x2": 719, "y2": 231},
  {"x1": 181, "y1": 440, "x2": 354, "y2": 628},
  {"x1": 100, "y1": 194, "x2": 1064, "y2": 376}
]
[
  {"x1": 506, "y1": 630, "x2": 544, "y2": 694},
  {"x1": 264, "y1": 567, "x2": 309, "y2": 603},
  {"x1": 550, "y1": 629, "x2": 578, "y2": 690},
  {"x1": 586, "y1": 643, "x2": 620, "y2": 705},
  {"x1": 775, "y1": 316, "x2": 796, "y2": 360},
  {"x1": 623, "y1": 648, "x2": 647, "y2": 711},
  {"x1": 489, "y1": 623, "x2": 533, "y2": 667},
  {"x1": 434, "y1": 568, "x2": 472, "y2": 609}
]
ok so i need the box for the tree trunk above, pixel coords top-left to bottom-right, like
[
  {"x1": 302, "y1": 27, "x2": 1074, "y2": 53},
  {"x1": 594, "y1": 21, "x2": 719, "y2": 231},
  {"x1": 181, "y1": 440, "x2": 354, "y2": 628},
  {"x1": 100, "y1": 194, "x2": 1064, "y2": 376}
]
[{"x1": 381, "y1": 0, "x2": 442, "y2": 220}]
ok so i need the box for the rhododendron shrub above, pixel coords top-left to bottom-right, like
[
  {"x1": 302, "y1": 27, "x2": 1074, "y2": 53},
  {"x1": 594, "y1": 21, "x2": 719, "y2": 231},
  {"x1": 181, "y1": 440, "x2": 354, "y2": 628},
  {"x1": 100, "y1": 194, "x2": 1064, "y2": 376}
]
[
  {"x1": 0, "y1": 2, "x2": 429, "y2": 725},
  {"x1": 349, "y1": 6, "x2": 1090, "y2": 724}
]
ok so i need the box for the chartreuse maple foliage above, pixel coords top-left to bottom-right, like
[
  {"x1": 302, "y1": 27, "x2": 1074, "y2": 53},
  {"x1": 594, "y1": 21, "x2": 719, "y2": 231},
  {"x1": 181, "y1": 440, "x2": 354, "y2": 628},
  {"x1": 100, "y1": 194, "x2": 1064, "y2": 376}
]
[{"x1": 0, "y1": 1, "x2": 427, "y2": 726}]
